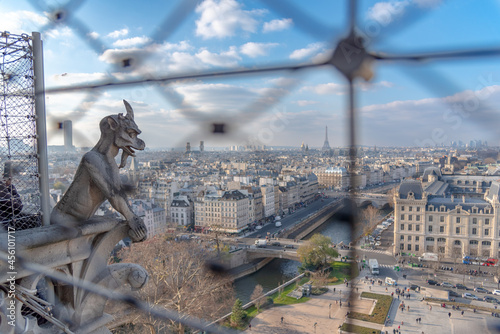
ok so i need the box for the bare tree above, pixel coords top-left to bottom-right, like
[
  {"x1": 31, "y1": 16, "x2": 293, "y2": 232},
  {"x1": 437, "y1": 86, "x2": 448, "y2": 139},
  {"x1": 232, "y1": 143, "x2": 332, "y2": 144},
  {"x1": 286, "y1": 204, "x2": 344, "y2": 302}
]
[
  {"x1": 362, "y1": 206, "x2": 380, "y2": 237},
  {"x1": 118, "y1": 236, "x2": 235, "y2": 333},
  {"x1": 250, "y1": 284, "x2": 265, "y2": 312},
  {"x1": 386, "y1": 187, "x2": 397, "y2": 208}
]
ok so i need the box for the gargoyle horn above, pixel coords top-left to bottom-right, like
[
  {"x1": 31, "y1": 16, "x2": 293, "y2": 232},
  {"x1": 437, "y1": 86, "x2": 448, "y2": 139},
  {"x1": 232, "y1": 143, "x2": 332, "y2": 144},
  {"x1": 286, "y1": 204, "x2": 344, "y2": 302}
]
[{"x1": 123, "y1": 99, "x2": 134, "y2": 120}]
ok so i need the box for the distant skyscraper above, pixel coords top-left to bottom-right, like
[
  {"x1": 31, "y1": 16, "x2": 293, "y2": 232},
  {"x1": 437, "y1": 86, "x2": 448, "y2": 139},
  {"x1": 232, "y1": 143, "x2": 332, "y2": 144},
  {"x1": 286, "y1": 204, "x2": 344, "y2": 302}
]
[
  {"x1": 63, "y1": 120, "x2": 73, "y2": 149},
  {"x1": 186, "y1": 142, "x2": 191, "y2": 153},
  {"x1": 322, "y1": 126, "x2": 331, "y2": 151},
  {"x1": 200, "y1": 141, "x2": 204, "y2": 152}
]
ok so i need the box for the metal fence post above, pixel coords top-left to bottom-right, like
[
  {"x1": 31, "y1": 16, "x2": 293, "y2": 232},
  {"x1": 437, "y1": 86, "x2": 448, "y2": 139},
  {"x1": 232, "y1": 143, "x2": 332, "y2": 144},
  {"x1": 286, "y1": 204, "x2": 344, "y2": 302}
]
[{"x1": 32, "y1": 31, "x2": 50, "y2": 226}]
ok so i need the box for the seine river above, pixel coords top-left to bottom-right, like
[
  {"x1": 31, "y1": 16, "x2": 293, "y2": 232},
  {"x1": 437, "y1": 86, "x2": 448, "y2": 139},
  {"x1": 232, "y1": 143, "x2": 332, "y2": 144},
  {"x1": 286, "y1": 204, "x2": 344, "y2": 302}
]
[{"x1": 233, "y1": 207, "x2": 391, "y2": 303}]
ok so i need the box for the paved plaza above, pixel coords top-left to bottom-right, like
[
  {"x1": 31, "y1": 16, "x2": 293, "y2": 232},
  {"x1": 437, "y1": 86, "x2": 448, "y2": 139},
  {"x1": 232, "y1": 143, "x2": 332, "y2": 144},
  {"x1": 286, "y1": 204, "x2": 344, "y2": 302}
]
[{"x1": 245, "y1": 267, "x2": 500, "y2": 334}]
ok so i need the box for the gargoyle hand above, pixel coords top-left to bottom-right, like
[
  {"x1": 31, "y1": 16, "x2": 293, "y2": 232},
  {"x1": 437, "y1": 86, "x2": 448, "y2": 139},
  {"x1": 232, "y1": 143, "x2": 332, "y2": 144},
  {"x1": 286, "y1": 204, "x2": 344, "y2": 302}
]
[{"x1": 128, "y1": 215, "x2": 147, "y2": 242}]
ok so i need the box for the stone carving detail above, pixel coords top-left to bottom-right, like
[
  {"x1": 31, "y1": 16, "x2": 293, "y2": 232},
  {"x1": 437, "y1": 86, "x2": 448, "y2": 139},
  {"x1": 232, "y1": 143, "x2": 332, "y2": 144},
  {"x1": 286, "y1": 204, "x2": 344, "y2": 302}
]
[{"x1": 51, "y1": 100, "x2": 147, "y2": 242}]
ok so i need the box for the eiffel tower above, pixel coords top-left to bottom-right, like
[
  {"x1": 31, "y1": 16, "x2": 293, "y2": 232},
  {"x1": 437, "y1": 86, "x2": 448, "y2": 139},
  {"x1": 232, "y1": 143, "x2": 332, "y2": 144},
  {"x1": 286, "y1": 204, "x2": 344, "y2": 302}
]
[{"x1": 322, "y1": 126, "x2": 331, "y2": 151}]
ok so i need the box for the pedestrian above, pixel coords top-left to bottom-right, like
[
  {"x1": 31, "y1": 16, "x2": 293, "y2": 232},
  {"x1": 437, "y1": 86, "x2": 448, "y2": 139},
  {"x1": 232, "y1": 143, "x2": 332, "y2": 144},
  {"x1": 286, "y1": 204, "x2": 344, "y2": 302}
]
[
  {"x1": 393, "y1": 329, "x2": 396, "y2": 334},
  {"x1": 448, "y1": 312, "x2": 451, "y2": 318},
  {"x1": 357, "y1": 287, "x2": 359, "y2": 292},
  {"x1": 391, "y1": 292, "x2": 394, "y2": 297},
  {"x1": 334, "y1": 287, "x2": 336, "y2": 293},
  {"x1": 429, "y1": 305, "x2": 432, "y2": 311},
  {"x1": 397, "y1": 294, "x2": 399, "y2": 300},
  {"x1": 281, "y1": 316, "x2": 284, "y2": 324},
  {"x1": 461, "y1": 310, "x2": 464, "y2": 317},
  {"x1": 248, "y1": 324, "x2": 251, "y2": 330},
  {"x1": 340, "y1": 301, "x2": 342, "y2": 308},
  {"x1": 416, "y1": 318, "x2": 418, "y2": 324},
  {"x1": 407, "y1": 305, "x2": 410, "y2": 312},
  {"x1": 336, "y1": 300, "x2": 338, "y2": 305},
  {"x1": 419, "y1": 317, "x2": 422, "y2": 323}
]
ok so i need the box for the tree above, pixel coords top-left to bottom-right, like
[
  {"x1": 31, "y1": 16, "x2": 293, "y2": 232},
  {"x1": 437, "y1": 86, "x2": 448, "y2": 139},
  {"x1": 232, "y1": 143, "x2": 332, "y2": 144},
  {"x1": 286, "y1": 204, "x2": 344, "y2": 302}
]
[
  {"x1": 250, "y1": 284, "x2": 265, "y2": 312},
  {"x1": 118, "y1": 236, "x2": 235, "y2": 333},
  {"x1": 297, "y1": 234, "x2": 339, "y2": 270},
  {"x1": 386, "y1": 187, "x2": 398, "y2": 208},
  {"x1": 361, "y1": 206, "x2": 380, "y2": 237},
  {"x1": 230, "y1": 299, "x2": 245, "y2": 327}
]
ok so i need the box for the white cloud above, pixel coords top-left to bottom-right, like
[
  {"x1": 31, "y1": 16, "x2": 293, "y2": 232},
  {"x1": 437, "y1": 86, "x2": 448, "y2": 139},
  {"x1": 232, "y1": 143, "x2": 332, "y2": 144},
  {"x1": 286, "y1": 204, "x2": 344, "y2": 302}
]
[
  {"x1": 295, "y1": 100, "x2": 318, "y2": 107},
  {"x1": 0, "y1": 10, "x2": 47, "y2": 35},
  {"x1": 159, "y1": 41, "x2": 193, "y2": 52},
  {"x1": 166, "y1": 52, "x2": 208, "y2": 73},
  {"x1": 303, "y1": 83, "x2": 346, "y2": 95},
  {"x1": 112, "y1": 36, "x2": 151, "y2": 48},
  {"x1": 367, "y1": 1, "x2": 409, "y2": 25},
  {"x1": 48, "y1": 72, "x2": 108, "y2": 86},
  {"x1": 240, "y1": 42, "x2": 278, "y2": 58},
  {"x1": 196, "y1": 46, "x2": 241, "y2": 67},
  {"x1": 357, "y1": 80, "x2": 394, "y2": 91},
  {"x1": 289, "y1": 42, "x2": 324, "y2": 60},
  {"x1": 106, "y1": 28, "x2": 129, "y2": 39},
  {"x1": 195, "y1": 0, "x2": 265, "y2": 39},
  {"x1": 263, "y1": 18, "x2": 293, "y2": 32},
  {"x1": 88, "y1": 31, "x2": 99, "y2": 39}
]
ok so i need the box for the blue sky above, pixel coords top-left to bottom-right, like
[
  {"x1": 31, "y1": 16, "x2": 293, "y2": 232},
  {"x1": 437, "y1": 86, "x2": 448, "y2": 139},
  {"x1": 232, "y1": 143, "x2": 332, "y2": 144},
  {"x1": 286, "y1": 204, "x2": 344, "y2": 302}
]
[{"x1": 2, "y1": 0, "x2": 500, "y2": 149}]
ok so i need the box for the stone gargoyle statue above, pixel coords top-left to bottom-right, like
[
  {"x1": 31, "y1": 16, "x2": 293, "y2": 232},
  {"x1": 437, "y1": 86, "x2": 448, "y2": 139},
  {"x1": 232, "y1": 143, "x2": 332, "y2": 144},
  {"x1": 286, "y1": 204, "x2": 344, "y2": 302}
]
[{"x1": 51, "y1": 100, "x2": 147, "y2": 242}]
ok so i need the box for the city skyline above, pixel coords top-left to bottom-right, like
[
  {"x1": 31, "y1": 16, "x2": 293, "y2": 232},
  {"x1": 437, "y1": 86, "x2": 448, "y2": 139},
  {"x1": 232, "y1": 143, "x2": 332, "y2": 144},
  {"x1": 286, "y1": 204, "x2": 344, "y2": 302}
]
[{"x1": 2, "y1": 1, "x2": 500, "y2": 148}]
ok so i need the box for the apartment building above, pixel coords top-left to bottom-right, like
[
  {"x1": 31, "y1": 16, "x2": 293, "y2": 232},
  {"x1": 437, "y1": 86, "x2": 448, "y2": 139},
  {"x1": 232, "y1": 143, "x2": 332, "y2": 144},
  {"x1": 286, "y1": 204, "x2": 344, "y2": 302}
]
[{"x1": 394, "y1": 174, "x2": 500, "y2": 259}]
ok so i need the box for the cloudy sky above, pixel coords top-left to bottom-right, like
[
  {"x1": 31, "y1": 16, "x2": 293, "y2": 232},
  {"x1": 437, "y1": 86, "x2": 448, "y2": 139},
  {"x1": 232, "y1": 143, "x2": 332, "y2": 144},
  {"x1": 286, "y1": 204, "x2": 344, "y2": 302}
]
[{"x1": 2, "y1": 0, "x2": 500, "y2": 149}]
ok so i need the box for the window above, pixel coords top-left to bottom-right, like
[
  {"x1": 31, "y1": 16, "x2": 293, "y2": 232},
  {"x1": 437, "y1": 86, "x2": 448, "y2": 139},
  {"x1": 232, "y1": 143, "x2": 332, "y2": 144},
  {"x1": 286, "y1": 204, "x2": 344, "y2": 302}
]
[
  {"x1": 401, "y1": 224, "x2": 404, "y2": 231},
  {"x1": 440, "y1": 226, "x2": 444, "y2": 233},
  {"x1": 440, "y1": 206, "x2": 445, "y2": 212},
  {"x1": 454, "y1": 240, "x2": 461, "y2": 245},
  {"x1": 456, "y1": 217, "x2": 460, "y2": 223},
  {"x1": 457, "y1": 209, "x2": 461, "y2": 214},
  {"x1": 426, "y1": 237, "x2": 434, "y2": 242},
  {"x1": 407, "y1": 244, "x2": 412, "y2": 251},
  {"x1": 473, "y1": 208, "x2": 477, "y2": 213},
  {"x1": 400, "y1": 235, "x2": 404, "y2": 240},
  {"x1": 428, "y1": 226, "x2": 433, "y2": 232},
  {"x1": 470, "y1": 240, "x2": 478, "y2": 245},
  {"x1": 401, "y1": 206, "x2": 405, "y2": 211},
  {"x1": 408, "y1": 224, "x2": 412, "y2": 231},
  {"x1": 400, "y1": 244, "x2": 404, "y2": 250},
  {"x1": 401, "y1": 214, "x2": 404, "y2": 220},
  {"x1": 408, "y1": 236, "x2": 412, "y2": 241},
  {"x1": 485, "y1": 218, "x2": 490, "y2": 225},
  {"x1": 482, "y1": 241, "x2": 491, "y2": 246},
  {"x1": 416, "y1": 224, "x2": 420, "y2": 231},
  {"x1": 472, "y1": 218, "x2": 477, "y2": 224},
  {"x1": 456, "y1": 227, "x2": 460, "y2": 234},
  {"x1": 415, "y1": 245, "x2": 420, "y2": 252},
  {"x1": 409, "y1": 206, "x2": 413, "y2": 212},
  {"x1": 437, "y1": 238, "x2": 446, "y2": 242},
  {"x1": 408, "y1": 215, "x2": 413, "y2": 221},
  {"x1": 417, "y1": 207, "x2": 420, "y2": 212},
  {"x1": 472, "y1": 228, "x2": 477, "y2": 235},
  {"x1": 485, "y1": 229, "x2": 490, "y2": 236},
  {"x1": 416, "y1": 236, "x2": 420, "y2": 242},
  {"x1": 429, "y1": 215, "x2": 433, "y2": 222},
  {"x1": 440, "y1": 216, "x2": 444, "y2": 222},
  {"x1": 416, "y1": 215, "x2": 420, "y2": 221}
]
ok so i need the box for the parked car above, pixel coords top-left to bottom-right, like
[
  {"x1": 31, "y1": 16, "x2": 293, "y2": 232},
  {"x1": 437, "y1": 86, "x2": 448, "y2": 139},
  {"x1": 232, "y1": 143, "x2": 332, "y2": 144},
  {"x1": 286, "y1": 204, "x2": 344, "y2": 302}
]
[
  {"x1": 375, "y1": 241, "x2": 381, "y2": 246},
  {"x1": 455, "y1": 284, "x2": 470, "y2": 290},
  {"x1": 441, "y1": 282, "x2": 454, "y2": 288},
  {"x1": 410, "y1": 284, "x2": 420, "y2": 291},
  {"x1": 475, "y1": 287, "x2": 490, "y2": 294},
  {"x1": 284, "y1": 244, "x2": 294, "y2": 249},
  {"x1": 271, "y1": 241, "x2": 281, "y2": 246},
  {"x1": 427, "y1": 279, "x2": 439, "y2": 285},
  {"x1": 493, "y1": 290, "x2": 500, "y2": 296},
  {"x1": 447, "y1": 290, "x2": 460, "y2": 297},
  {"x1": 483, "y1": 296, "x2": 499, "y2": 303},
  {"x1": 462, "y1": 293, "x2": 479, "y2": 300}
]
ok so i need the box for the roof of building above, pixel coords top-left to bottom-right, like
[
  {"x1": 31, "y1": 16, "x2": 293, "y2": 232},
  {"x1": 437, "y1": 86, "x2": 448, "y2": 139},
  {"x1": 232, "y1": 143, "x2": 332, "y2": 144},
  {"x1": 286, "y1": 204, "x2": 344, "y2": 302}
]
[
  {"x1": 422, "y1": 167, "x2": 442, "y2": 182},
  {"x1": 222, "y1": 189, "x2": 247, "y2": 200},
  {"x1": 424, "y1": 180, "x2": 449, "y2": 196},
  {"x1": 427, "y1": 196, "x2": 491, "y2": 211},
  {"x1": 398, "y1": 179, "x2": 423, "y2": 199},
  {"x1": 486, "y1": 181, "x2": 500, "y2": 201}
]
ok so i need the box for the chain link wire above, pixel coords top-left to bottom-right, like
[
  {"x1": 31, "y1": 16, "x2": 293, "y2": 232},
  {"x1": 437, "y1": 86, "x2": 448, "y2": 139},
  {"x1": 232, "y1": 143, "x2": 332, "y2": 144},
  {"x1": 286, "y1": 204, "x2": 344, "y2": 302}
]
[
  {"x1": 3, "y1": 0, "x2": 500, "y2": 333},
  {"x1": 0, "y1": 32, "x2": 42, "y2": 233}
]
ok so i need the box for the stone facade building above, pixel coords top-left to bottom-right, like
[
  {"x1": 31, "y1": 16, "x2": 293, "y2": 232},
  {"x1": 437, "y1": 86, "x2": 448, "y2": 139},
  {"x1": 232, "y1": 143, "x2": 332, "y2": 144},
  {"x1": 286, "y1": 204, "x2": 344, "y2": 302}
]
[{"x1": 394, "y1": 175, "x2": 500, "y2": 260}]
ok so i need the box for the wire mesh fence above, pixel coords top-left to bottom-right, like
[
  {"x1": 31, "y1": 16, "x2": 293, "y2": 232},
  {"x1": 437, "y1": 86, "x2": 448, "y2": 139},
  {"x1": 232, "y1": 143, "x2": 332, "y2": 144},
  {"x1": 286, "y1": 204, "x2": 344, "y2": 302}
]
[
  {"x1": 1, "y1": 0, "x2": 500, "y2": 333},
  {"x1": 0, "y1": 32, "x2": 42, "y2": 233}
]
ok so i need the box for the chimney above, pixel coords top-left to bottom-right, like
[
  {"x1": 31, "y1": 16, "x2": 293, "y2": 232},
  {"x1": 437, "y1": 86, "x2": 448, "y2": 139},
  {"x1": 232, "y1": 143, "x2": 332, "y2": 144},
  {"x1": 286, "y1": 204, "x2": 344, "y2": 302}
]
[
  {"x1": 462, "y1": 195, "x2": 465, "y2": 203},
  {"x1": 451, "y1": 195, "x2": 454, "y2": 202}
]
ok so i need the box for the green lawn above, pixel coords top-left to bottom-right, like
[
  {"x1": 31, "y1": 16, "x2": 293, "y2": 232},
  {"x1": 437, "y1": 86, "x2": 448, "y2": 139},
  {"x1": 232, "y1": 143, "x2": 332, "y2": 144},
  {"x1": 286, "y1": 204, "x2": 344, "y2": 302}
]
[
  {"x1": 348, "y1": 292, "x2": 392, "y2": 324},
  {"x1": 340, "y1": 323, "x2": 381, "y2": 334},
  {"x1": 329, "y1": 261, "x2": 358, "y2": 285}
]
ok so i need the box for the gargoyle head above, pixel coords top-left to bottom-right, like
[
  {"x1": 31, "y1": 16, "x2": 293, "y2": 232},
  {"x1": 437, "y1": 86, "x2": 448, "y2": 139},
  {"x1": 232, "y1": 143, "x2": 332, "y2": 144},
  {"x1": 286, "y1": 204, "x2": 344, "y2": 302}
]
[{"x1": 100, "y1": 100, "x2": 146, "y2": 168}]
